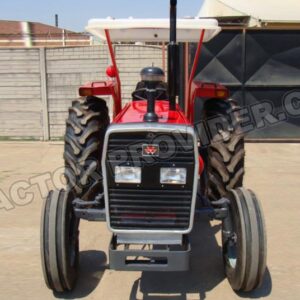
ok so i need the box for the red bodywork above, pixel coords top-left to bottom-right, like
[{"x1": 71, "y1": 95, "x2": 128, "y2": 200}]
[
  {"x1": 78, "y1": 28, "x2": 226, "y2": 175},
  {"x1": 113, "y1": 101, "x2": 189, "y2": 125},
  {"x1": 112, "y1": 100, "x2": 205, "y2": 174},
  {"x1": 79, "y1": 81, "x2": 121, "y2": 117},
  {"x1": 79, "y1": 79, "x2": 228, "y2": 123},
  {"x1": 79, "y1": 28, "x2": 228, "y2": 122}
]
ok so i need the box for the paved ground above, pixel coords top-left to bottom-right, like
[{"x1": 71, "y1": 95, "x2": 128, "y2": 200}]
[{"x1": 0, "y1": 142, "x2": 300, "y2": 300}]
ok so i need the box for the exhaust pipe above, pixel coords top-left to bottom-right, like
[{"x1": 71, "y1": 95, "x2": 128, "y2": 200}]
[
  {"x1": 144, "y1": 0, "x2": 178, "y2": 122},
  {"x1": 168, "y1": 0, "x2": 178, "y2": 111}
]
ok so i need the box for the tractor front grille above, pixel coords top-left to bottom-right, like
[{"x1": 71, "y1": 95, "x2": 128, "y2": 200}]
[
  {"x1": 103, "y1": 125, "x2": 198, "y2": 233},
  {"x1": 107, "y1": 133, "x2": 195, "y2": 164},
  {"x1": 108, "y1": 188, "x2": 193, "y2": 230}
]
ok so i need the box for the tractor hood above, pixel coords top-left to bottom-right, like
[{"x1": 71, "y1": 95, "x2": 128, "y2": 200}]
[{"x1": 113, "y1": 101, "x2": 190, "y2": 125}]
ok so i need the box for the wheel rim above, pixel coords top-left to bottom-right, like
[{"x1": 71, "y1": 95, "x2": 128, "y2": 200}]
[
  {"x1": 223, "y1": 208, "x2": 238, "y2": 269},
  {"x1": 225, "y1": 233, "x2": 237, "y2": 269}
]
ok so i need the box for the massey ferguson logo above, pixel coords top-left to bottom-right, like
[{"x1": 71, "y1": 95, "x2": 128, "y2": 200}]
[{"x1": 142, "y1": 144, "x2": 159, "y2": 156}]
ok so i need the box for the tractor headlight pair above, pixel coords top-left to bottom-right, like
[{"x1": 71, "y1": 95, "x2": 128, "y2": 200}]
[{"x1": 114, "y1": 167, "x2": 186, "y2": 185}]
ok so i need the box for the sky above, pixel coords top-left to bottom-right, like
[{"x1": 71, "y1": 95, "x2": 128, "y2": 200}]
[{"x1": 0, "y1": 0, "x2": 203, "y2": 32}]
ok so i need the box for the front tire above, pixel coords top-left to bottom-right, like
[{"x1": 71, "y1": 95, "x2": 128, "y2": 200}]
[
  {"x1": 223, "y1": 188, "x2": 267, "y2": 292},
  {"x1": 41, "y1": 189, "x2": 79, "y2": 292}
]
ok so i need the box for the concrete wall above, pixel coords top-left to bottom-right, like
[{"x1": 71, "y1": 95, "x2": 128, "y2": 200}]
[
  {"x1": 0, "y1": 45, "x2": 165, "y2": 140},
  {"x1": 0, "y1": 48, "x2": 43, "y2": 138},
  {"x1": 46, "y1": 46, "x2": 110, "y2": 138}
]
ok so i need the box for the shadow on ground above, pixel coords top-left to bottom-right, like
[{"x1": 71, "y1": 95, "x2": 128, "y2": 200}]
[
  {"x1": 54, "y1": 250, "x2": 107, "y2": 299},
  {"x1": 53, "y1": 216, "x2": 272, "y2": 300},
  {"x1": 237, "y1": 268, "x2": 272, "y2": 299},
  {"x1": 129, "y1": 216, "x2": 272, "y2": 300}
]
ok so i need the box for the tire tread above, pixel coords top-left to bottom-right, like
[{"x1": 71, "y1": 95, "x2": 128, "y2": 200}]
[
  {"x1": 64, "y1": 96, "x2": 109, "y2": 198},
  {"x1": 206, "y1": 99, "x2": 245, "y2": 201},
  {"x1": 224, "y1": 188, "x2": 267, "y2": 292}
]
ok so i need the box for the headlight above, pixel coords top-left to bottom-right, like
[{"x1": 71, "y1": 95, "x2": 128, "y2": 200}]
[
  {"x1": 160, "y1": 168, "x2": 187, "y2": 185},
  {"x1": 115, "y1": 166, "x2": 141, "y2": 184}
]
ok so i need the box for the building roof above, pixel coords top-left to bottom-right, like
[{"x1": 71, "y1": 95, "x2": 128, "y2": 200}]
[
  {"x1": 0, "y1": 20, "x2": 89, "y2": 38},
  {"x1": 198, "y1": 0, "x2": 300, "y2": 27}
]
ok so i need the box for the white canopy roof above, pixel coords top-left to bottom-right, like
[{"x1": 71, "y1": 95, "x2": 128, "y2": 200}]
[
  {"x1": 198, "y1": 0, "x2": 300, "y2": 27},
  {"x1": 86, "y1": 18, "x2": 221, "y2": 42}
]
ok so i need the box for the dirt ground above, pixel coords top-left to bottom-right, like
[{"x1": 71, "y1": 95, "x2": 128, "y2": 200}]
[{"x1": 0, "y1": 142, "x2": 299, "y2": 300}]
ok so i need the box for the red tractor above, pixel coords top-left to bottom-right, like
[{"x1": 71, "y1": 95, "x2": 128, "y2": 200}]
[{"x1": 41, "y1": 0, "x2": 267, "y2": 294}]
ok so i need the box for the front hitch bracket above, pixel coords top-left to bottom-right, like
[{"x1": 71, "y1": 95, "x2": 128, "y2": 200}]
[{"x1": 73, "y1": 194, "x2": 106, "y2": 221}]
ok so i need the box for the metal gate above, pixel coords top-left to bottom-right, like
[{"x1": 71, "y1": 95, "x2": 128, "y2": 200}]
[{"x1": 192, "y1": 29, "x2": 300, "y2": 140}]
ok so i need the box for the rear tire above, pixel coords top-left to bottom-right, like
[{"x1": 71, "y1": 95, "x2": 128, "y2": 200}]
[
  {"x1": 41, "y1": 189, "x2": 79, "y2": 292},
  {"x1": 64, "y1": 96, "x2": 110, "y2": 199},
  {"x1": 203, "y1": 99, "x2": 245, "y2": 201},
  {"x1": 223, "y1": 188, "x2": 267, "y2": 292}
]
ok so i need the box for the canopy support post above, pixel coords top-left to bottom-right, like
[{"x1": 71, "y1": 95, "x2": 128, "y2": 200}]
[
  {"x1": 184, "y1": 42, "x2": 189, "y2": 113},
  {"x1": 105, "y1": 29, "x2": 122, "y2": 115},
  {"x1": 186, "y1": 29, "x2": 205, "y2": 122}
]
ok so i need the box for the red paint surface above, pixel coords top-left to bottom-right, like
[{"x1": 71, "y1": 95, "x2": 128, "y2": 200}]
[
  {"x1": 106, "y1": 65, "x2": 117, "y2": 78},
  {"x1": 189, "y1": 81, "x2": 229, "y2": 123},
  {"x1": 79, "y1": 80, "x2": 121, "y2": 117},
  {"x1": 113, "y1": 100, "x2": 205, "y2": 174},
  {"x1": 104, "y1": 29, "x2": 122, "y2": 116},
  {"x1": 113, "y1": 100, "x2": 191, "y2": 125},
  {"x1": 199, "y1": 155, "x2": 204, "y2": 175},
  {"x1": 187, "y1": 29, "x2": 205, "y2": 118},
  {"x1": 79, "y1": 81, "x2": 116, "y2": 96}
]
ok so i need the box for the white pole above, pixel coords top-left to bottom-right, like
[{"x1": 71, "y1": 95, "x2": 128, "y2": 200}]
[
  {"x1": 21, "y1": 22, "x2": 32, "y2": 47},
  {"x1": 62, "y1": 29, "x2": 66, "y2": 46}
]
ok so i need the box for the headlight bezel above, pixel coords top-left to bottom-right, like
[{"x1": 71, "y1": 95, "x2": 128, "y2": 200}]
[
  {"x1": 114, "y1": 166, "x2": 142, "y2": 184},
  {"x1": 160, "y1": 167, "x2": 187, "y2": 185}
]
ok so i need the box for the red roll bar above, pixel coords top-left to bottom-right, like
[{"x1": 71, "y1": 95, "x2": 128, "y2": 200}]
[
  {"x1": 186, "y1": 29, "x2": 205, "y2": 120},
  {"x1": 79, "y1": 30, "x2": 122, "y2": 117}
]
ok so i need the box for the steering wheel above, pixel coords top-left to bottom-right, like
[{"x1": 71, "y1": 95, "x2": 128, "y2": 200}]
[{"x1": 132, "y1": 87, "x2": 167, "y2": 101}]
